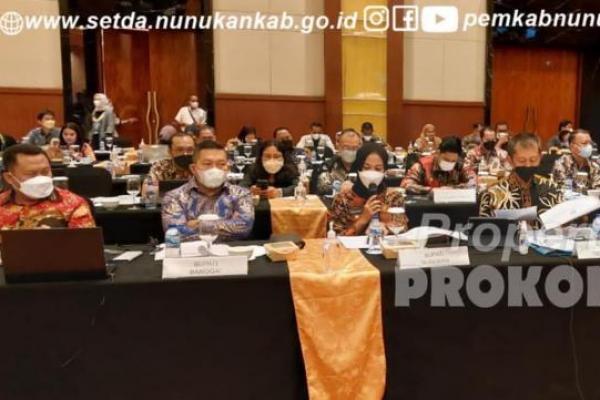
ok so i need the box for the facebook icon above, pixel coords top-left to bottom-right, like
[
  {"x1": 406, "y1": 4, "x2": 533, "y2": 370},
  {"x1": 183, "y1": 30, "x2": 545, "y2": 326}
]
[{"x1": 392, "y1": 5, "x2": 419, "y2": 32}]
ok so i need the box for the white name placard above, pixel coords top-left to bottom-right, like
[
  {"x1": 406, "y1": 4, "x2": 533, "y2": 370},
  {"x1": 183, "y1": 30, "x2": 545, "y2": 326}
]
[
  {"x1": 432, "y1": 188, "x2": 476, "y2": 204},
  {"x1": 398, "y1": 246, "x2": 470, "y2": 269},
  {"x1": 162, "y1": 256, "x2": 248, "y2": 279},
  {"x1": 576, "y1": 241, "x2": 600, "y2": 260}
]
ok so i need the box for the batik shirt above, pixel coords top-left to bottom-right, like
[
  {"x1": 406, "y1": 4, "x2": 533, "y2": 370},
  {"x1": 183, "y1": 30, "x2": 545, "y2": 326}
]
[
  {"x1": 148, "y1": 159, "x2": 192, "y2": 183},
  {"x1": 0, "y1": 188, "x2": 95, "y2": 229},
  {"x1": 552, "y1": 154, "x2": 600, "y2": 189},
  {"x1": 316, "y1": 157, "x2": 351, "y2": 195},
  {"x1": 479, "y1": 173, "x2": 563, "y2": 228},
  {"x1": 329, "y1": 189, "x2": 407, "y2": 235},
  {"x1": 401, "y1": 155, "x2": 472, "y2": 195},
  {"x1": 161, "y1": 180, "x2": 254, "y2": 241},
  {"x1": 464, "y1": 145, "x2": 511, "y2": 176}
]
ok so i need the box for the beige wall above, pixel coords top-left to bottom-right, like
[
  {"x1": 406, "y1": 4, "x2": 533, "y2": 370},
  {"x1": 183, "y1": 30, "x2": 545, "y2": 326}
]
[
  {"x1": 403, "y1": 0, "x2": 486, "y2": 102},
  {"x1": 0, "y1": 0, "x2": 63, "y2": 89},
  {"x1": 213, "y1": 0, "x2": 325, "y2": 96}
]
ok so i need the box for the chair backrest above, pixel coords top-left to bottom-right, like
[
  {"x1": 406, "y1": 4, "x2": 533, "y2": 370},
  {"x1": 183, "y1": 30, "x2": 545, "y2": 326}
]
[
  {"x1": 65, "y1": 166, "x2": 113, "y2": 197},
  {"x1": 130, "y1": 163, "x2": 151, "y2": 175}
]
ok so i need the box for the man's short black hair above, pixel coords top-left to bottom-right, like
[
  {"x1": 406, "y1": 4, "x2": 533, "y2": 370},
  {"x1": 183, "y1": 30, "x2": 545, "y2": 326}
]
[
  {"x1": 36, "y1": 109, "x2": 55, "y2": 121},
  {"x1": 479, "y1": 126, "x2": 494, "y2": 138},
  {"x1": 568, "y1": 129, "x2": 591, "y2": 145},
  {"x1": 559, "y1": 119, "x2": 573, "y2": 131},
  {"x1": 192, "y1": 140, "x2": 226, "y2": 161},
  {"x1": 273, "y1": 126, "x2": 290, "y2": 138},
  {"x1": 507, "y1": 132, "x2": 540, "y2": 156},
  {"x1": 310, "y1": 122, "x2": 323, "y2": 128},
  {"x1": 183, "y1": 124, "x2": 200, "y2": 135},
  {"x1": 169, "y1": 132, "x2": 195, "y2": 148},
  {"x1": 2, "y1": 144, "x2": 50, "y2": 172},
  {"x1": 439, "y1": 136, "x2": 462, "y2": 154},
  {"x1": 361, "y1": 122, "x2": 374, "y2": 131}
]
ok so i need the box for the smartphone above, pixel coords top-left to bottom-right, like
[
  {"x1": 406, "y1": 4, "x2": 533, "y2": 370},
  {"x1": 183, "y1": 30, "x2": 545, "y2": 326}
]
[{"x1": 257, "y1": 179, "x2": 269, "y2": 190}]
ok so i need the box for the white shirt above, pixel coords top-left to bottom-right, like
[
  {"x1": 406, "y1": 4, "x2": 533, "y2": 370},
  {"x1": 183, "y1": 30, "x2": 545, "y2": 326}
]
[
  {"x1": 174, "y1": 106, "x2": 207, "y2": 127},
  {"x1": 296, "y1": 133, "x2": 335, "y2": 151}
]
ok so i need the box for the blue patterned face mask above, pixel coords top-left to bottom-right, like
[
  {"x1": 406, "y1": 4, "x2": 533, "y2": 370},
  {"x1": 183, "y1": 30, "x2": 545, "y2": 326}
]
[{"x1": 579, "y1": 144, "x2": 593, "y2": 159}]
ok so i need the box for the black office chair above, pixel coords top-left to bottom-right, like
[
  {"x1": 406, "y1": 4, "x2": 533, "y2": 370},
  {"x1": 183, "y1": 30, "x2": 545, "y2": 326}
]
[
  {"x1": 65, "y1": 166, "x2": 113, "y2": 198},
  {"x1": 115, "y1": 137, "x2": 133, "y2": 148},
  {"x1": 130, "y1": 163, "x2": 152, "y2": 175},
  {"x1": 538, "y1": 153, "x2": 560, "y2": 178}
]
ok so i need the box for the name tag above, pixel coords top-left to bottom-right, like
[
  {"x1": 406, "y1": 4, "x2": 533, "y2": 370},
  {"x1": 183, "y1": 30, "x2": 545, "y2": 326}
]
[
  {"x1": 162, "y1": 256, "x2": 248, "y2": 279},
  {"x1": 432, "y1": 188, "x2": 476, "y2": 204},
  {"x1": 398, "y1": 246, "x2": 470, "y2": 269},
  {"x1": 576, "y1": 241, "x2": 600, "y2": 260}
]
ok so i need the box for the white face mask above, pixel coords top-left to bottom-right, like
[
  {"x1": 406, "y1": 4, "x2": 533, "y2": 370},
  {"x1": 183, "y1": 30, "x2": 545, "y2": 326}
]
[
  {"x1": 359, "y1": 170, "x2": 384, "y2": 187},
  {"x1": 198, "y1": 167, "x2": 226, "y2": 189},
  {"x1": 263, "y1": 159, "x2": 284, "y2": 175},
  {"x1": 311, "y1": 133, "x2": 321, "y2": 141},
  {"x1": 339, "y1": 149, "x2": 357, "y2": 164},
  {"x1": 14, "y1": 175, "x2": 54, "y2": 200},
  {"x1": 93, "y1": 99, "x2": 102, "y2": 109},
  {"x1": 579, "y1": 144, "x2": 593, "y2": 159},
  {"x1": 190, "y1": 101, "x2": 199, "y2": 109},
  {"x1": 439, "y1": 159, "x2": 456, "y2": 172}
]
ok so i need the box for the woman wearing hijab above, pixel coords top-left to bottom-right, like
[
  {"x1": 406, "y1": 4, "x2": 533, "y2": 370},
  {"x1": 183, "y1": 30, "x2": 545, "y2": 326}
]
[
  {"x1": 89, "y1": 93, "x2": 117, "y2": 149},
  {"x1": 329, "y1": 143, "x2": 407, "y2": 235},
  {"x1": 240, "y1": 140, "x2": 299, "y2": 198}
]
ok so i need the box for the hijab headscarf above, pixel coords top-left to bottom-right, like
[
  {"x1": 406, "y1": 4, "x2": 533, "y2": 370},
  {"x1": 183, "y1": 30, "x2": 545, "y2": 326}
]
[{"x1": 93, "y1": 93, "x2": 113, "y2": 113}]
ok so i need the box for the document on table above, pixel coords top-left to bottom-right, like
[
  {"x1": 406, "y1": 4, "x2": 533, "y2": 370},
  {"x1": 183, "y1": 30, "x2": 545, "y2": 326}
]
[
  {"x1": 338, "y1": 236, "x2": 369, "y2": 249},
  {"x1": 540, "y1": 196, "x2": 600, "y2": 230},
  {"x1": 495, "y1": 206, "x2": 538, "y2": 221}
]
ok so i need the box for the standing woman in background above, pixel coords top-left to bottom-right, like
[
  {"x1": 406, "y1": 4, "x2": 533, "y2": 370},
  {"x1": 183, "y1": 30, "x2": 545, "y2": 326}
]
[{"x1": 89, "y1": 93, "x2": 117, "y2": 150}]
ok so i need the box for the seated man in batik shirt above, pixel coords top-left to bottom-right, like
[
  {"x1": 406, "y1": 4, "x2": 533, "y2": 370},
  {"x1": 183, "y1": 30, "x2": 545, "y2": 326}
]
[
  {"x1": 316, "y1": 129, "x2": 362, "y2": 195},
  {"x1": 401, "y1": 136, "x2": 473, "y2": 195},
  {"x1": 464, "y1": 126, "x2": 512, "y2": 175},
  {"x1": 552, "y1": 129, "x2": 600, "y2": 190},
  {"x1": 0, "y1": 144, "x2": 95, "y2": 229},
  {"x1": 479, "y1": 133, "x2": 563, "y2": 228},
  {"x1": 161, "y1": 140, "x2": 254, "y2": 241}
]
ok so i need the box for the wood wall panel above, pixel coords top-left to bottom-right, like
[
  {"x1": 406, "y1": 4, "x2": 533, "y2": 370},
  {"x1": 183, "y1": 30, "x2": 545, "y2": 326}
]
[
  {"x1": 0, "y1": 87, "x2": 64, "y2": 138},
  {"x1": 214, "y1": 94, "x2": 325, "y2": 142},
  {"x1": 492, "y1": 46, "x2": 580, "y2": 141},
  {"x1": 398, "y1": 101, "x2": 485, "y2": 146}
]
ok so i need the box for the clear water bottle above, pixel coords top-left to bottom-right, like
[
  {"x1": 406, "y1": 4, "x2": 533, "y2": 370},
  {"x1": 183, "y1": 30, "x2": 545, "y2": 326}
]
[
  {"x1": 367, "y1": 213, "x2": 383, "y2": 255},
  {"x1": 518, "y1": 220, "x2": 529, "y2": 255},
  {"x1": 143, "y1": 175, "x2": 158, "y2": 209},
  {"x1": 105, "y1": 161, "x2": 115, "y2": 179},
  {"x1": 294, "y1": 181, "x2": 307, "y2": 202},
  {"x1": 592, "y1": 215, "x2": 600, "y2": 238},
  {"x1": 565, "y1": 174, "x2": 573, "y2": 193},
  {"x1": 322, "y1": 222, "x2": 338, "y2": 273},
  {"x1": 165, "y1": 225, "x2": 181, "y2": 258},
  {"x1": 99, "y1": 140, "x2": 106, "y2": 151}
]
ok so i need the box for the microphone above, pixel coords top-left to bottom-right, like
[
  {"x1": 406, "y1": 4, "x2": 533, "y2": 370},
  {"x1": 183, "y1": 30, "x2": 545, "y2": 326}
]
[{"x1": 368, "y1": 183, "x2": 378, "y2": 197}]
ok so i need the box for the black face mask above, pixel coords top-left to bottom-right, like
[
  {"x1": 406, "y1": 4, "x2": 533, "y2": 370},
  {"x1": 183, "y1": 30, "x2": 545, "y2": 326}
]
[
  {"x1": 483, "y1": 141, "x2": 497, "y2": 151},
  {"x1": 279, "y1": 139, "x2": 294, "y2": 153},
  {"x1": 173, "y1": 154, "x2": 193, "y2": 169},
  {"x1": 514, "y1": 166, "x2": 537, "y2": 182}
]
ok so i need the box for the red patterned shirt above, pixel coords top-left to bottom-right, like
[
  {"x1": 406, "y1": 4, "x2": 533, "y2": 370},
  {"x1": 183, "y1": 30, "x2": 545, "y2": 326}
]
[{"x1": 0, "y1": 188, "x2": 95, "y2": 229}]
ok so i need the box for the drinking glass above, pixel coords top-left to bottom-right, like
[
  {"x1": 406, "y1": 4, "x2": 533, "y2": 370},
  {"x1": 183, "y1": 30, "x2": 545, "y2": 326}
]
[
  {"x1": 126, "y1": 175, "x2": 141, "y2": 209},
  {"x1": 235, "y1": 156, "x2": 246, "y2": 173},
  {"x1": 243, "y1": 144, "x2": 252, "y2": 158},
  {"x1": 198, "y1": 214, "x2": 220, "y2": 250},
  {"x1": 105, "y1": 136, "x2": 114, "y2": 151},
  {"x1": 317, "y1": 145, "x2": 325, "y2": 160},
  {"x1": 387, "y1": 207, "x2": 406, "y2": 243}
]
